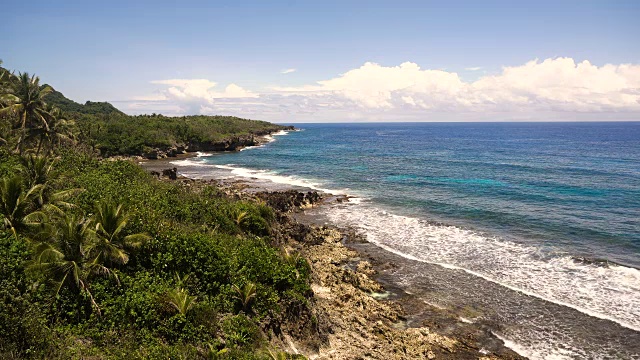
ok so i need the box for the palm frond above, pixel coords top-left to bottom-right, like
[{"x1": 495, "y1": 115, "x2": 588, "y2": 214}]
[{"x1": 165, "y1": 287, "x2": 197, "y2": 315}]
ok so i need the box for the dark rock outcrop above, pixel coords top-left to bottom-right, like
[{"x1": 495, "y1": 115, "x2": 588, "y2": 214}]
[
  {"x1": 137, "y1": 127, "x2": 294, "y2": 160},
  {"x1": 256, "y1": 190, "x2": 323, "y2": 213},
  {"x1": 161, "y1": 167, "x2": 177, "y2": 180}
]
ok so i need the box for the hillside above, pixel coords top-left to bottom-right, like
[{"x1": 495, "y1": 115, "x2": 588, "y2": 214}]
[
  {"x1": 1, "y1": 66, "x2": 291, "y2": 158},
  {"x1": 43, "y1": 85, "x2": 125, "y2": 115}
]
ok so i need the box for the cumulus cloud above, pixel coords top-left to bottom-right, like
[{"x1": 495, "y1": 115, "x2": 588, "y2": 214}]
[
  {"x1": 126, "y1": 58, "x2": 640, "y2": 121},
  {"x1": 141, "y1": 79, "x2": 258, "y2": 114},
  {"x1": 274, "y1": 58, "x2": 640, "y2": 114},
  {"x1": 281, "y1": 68, "x2": 297, "y2": 74},
  {"x1": 150, "y1": 79, "x2": 258, "y2": 100}
]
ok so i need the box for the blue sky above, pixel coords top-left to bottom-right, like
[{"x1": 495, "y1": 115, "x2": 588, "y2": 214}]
[{"x1": 1, "y1": 0, "x2": 639, "y2": 121}]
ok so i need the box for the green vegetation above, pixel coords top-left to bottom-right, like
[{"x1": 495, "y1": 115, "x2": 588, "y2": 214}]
[
  {"x1": 75, "y1": 113, "x2": 285, "y2": 156},
  {"x1": 43, "y1": 86, "x2": 124, "y2": 116},
  {"x1": 0, "y1": 63, "x2": 289, "y2": 158},
  {"x1": 0, "y1": 64, "x2": 309, "y2": 358}
]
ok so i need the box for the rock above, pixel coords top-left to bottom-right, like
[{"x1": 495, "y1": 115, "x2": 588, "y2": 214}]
[
  {"x1": 143, "y1": 148, "x2": 160, "y2": 159},
  {"x1": 166, "y1": 146, "x2": 178, "y2": 157},
  {"x1": 256, "y1": 190, "x2": 324, "y2": 213},
  {"x1": 162, "y1": 167, "x2": 177, "y2": 180}
]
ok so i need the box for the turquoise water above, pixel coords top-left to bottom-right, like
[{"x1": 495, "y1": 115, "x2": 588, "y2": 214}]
[{"x1": 175, "y1": 122, "x2": 640, "y2": 358}]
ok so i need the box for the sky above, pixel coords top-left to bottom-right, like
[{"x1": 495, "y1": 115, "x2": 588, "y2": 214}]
[{"x1": 1, "y1": 0, "x2": 639, "y2": 122}]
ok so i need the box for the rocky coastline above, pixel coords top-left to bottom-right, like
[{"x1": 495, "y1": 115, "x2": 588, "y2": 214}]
[
  {"x1": 139, "y1": 126, "x2": 294, "y2": 160},
  {"x1": 140, "y1": 167, "x2": 526, "y2": 359}
]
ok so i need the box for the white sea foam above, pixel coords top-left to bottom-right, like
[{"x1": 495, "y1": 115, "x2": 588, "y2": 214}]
[
  {"x1": 170, "y1": 158, "x2": 213, "y2": 167},
  {"x1": 324, "y1": 203, "x2": 640, "y2": 332},
  {"x1": 240, "y1": 130, "x2": 290, "y2": 150},
  {"x1": 346, "y1": 196, "x2": 367, "y2": 204},
  {"x1": 213, "y1": 164, "x2": 348, "y2": 195},
  {"x1": 492, "y1": 332, "x2": 578, "y2": 360}
]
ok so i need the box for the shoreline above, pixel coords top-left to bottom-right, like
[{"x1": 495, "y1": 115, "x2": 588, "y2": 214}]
[
  {"x1": 115, "y1": 127, "x2": 294, "y2": 162},
  {"x1": 139, "y1": 159, "x2": 525, "y2": 359}
]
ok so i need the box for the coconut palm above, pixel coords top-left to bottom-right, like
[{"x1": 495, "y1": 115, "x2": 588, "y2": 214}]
[
  {"x1": 16, "y1": 154, "x2": 82, "y2": 213},
  {"x1": 0, "y1": 72, "x2": 52, "y2": 154},
  {"x1": 165, "y1": 287, "x2": 198, "y2": 315},
  {"x1": 43, "y1": 106, "x2": 75, "y2": 153},
  {"x1": 28, "y1": 105, "x2": 75, "y2": 155},
  {"x1": 91, "y1": 201, "x2": 150, "y2": 265},
  {"x1": 19, "y1": 154, "x2": 53, "y2": 188},
  {"x1": 232, "y1": 282, "x2": 257, "y2": 313},
  {"x1": 0, "y1": 175, "x2": 45, "y2": 238},
  {"x1": 0, "y1": 61, "x2": 13, "y2": 146},
  {"x1": 0, "y1": 59, "x2": 8, "y2": 92},
  {"x1": 28, "y1": 214, "x2": 111, "y2": 316}
]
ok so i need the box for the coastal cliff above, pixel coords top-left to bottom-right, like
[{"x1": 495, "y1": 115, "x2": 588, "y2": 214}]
[{"x1": 142, "y1": 127, "x2": 295, "y2": 159}]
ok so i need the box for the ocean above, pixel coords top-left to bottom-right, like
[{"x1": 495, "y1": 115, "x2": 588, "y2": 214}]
[{"x1": 172, "y1": 122, "x2": 640, "y2": 359}]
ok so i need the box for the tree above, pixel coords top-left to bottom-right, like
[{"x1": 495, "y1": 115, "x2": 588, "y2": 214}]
[
  {"x1": 32, "y1": 105, "x2": 75, "y2": 155},
  {"x1": 0, "y1": 60, "x2": 12, "y2": 145},
  {"x1": 17, "y1": 154, "x2": 82, "y2": 213},
  {"x1": 28, "y1": 214, "x2": 111, "y2": 317},
  {"x1": 0, "y1": 175, "x2": 45, "y2": 238},
  {"x1": 0, "y1": 73, "x2": 52, "y2": 154},
  {"x1": 19, "y1": 154, "x2": 53, "y2": 188},
  {"x1": 91, "y1": 201, "x2": 150, "y2": 265}
]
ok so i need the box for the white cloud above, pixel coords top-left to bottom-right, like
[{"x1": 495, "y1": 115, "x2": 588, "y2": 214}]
[
  {"x1": 281, "y1": 68, "x2": 297, "y2": 74},
  {"x1": 465, "y1": 67, "x2": 482, "y2": 71},
  {"x1": 150, "y1": 79, "x2": 258, "y2": 100},
  {"x1": 274, "y1": 58, "x2": 640, "y2": 114},
  {"x1": 127, "y1": 58, "x2": 640, "y2": 121},
  {"x1": 140, "y1": 78, "x2": 258, "y2": 114}
]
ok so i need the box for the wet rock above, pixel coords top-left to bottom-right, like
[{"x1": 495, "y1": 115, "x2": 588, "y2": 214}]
[
  {"x1": 256, "y1": 190, "x2": 324, "y2": 213},
  {"x1": 161, "y1": 167, "x2": 177, "y2": 180}
]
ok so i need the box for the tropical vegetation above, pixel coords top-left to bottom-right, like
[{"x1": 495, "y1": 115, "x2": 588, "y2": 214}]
[{"x1": 0, "y1": 62, "x2": 309, "y2": 359}]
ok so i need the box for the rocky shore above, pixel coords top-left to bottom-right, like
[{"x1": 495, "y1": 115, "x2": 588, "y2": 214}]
[
  {"x1": 142, "y1": 168, "x2": 526, "y2": 359},
  {"x1": 138, "y1": 126, "x2": 294, "y2": 160}
]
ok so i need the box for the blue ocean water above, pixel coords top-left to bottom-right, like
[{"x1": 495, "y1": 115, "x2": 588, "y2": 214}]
[
  {"x1": 201, "y1": 122, "x2": 640, "y2": 265},
  {"x1": 175, "y1": 122, "x2": 640, "y2": 358}
]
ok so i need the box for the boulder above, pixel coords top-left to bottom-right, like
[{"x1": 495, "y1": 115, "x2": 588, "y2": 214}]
[{"x1": 162, "y1": 167, "x2": 177, "y2": 180}]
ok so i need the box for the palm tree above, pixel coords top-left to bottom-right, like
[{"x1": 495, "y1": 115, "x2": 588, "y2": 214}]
[
  {"x1": 165, "y1": 287, "x2": 197, "y2": 315},
  {"x1": 0, "y1": 72, "x2": 52, "y2": 154},
  {"x1": 91, "y1": 201, "x2": 150, "y2": 265},
  {"x1": 232, "y1": 282, "x2": 257, "y2": 313},
  {"x1": 43, "y1": 106, "x2": 75, "y2": 153},
  {"x1": 0, "y1": 60, "x2": 13, "y2": 146},
  {"x1": 0, "y1": 59, "x2": 8, "y2": 93},
  {"x1": 0, "y1": 175, "x2": 45, "y2": 238},
  {"x1": 28, "y1": 214, "x2": 111, "y2": 316},
  {"x1": 28, "y1": 105, "x2": 75, "y2": 155},
  {"x1": 16, "y1": 154, "x2": 82, "y2": 213},
  {"x1": 19, "y1": 154, "x2": 53, "y2": 188}
]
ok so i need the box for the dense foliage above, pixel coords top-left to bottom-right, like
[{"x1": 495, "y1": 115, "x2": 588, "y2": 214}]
[
  {"x1": 43, "y1": 87, "x2": 124, "y2": 116},
  {"x1": 0, "y1": 63, "x2": 309, "y2": 359},
  {"x1": 75, "y1": 113, "x2": 284, "y2": 156},
  {"x1": 0, "y1": 64, "x2": 287, "y2": 158}
]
